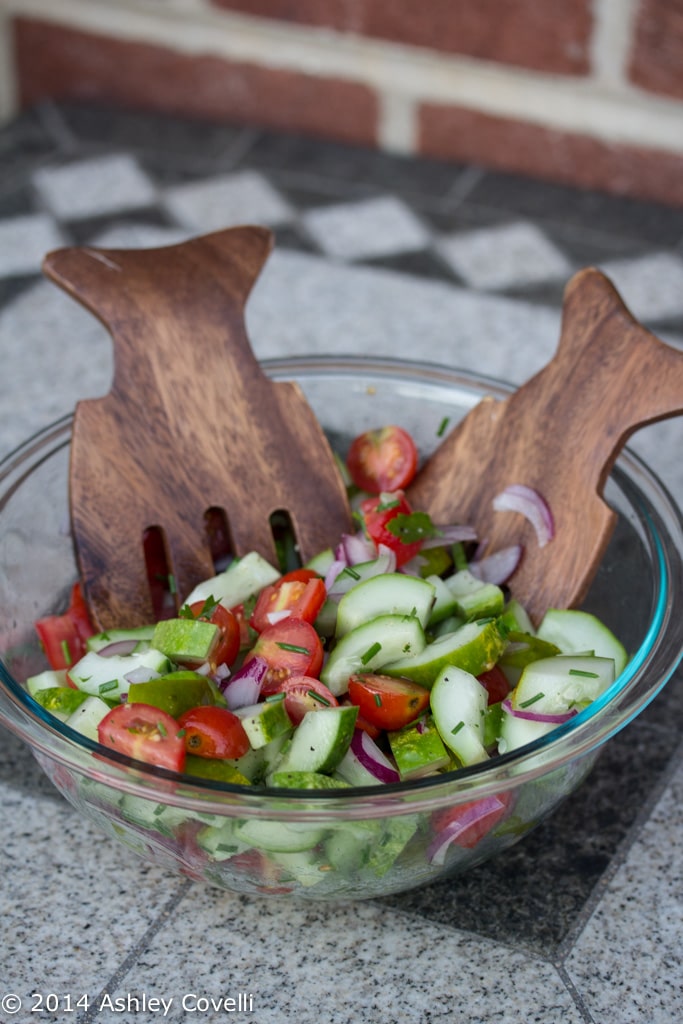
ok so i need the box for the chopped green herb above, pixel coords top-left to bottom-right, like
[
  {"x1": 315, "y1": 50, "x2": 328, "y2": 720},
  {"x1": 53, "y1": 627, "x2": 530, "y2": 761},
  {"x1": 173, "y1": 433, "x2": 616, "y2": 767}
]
[
  {"x1": 386, "y1": 510, "x2": 441, "y2": 545},
  {"x1": 179, "y1": 595, "x2": 219, "y2": 620},
  {"x1": 157, "y1": 720, "x2": 168, "y2": 737},
  {"x1": 519, "y1": 692, "x2": 545, "y2": 708},
  {"x1": 308, "y1": 689, "x2": 331, "y2": 706},
  {"x1": 437, "y1": 416, "x2": 450, "y2": 437},
  {"x1": 176, "y1": 729, "x2": 186, "y2": 738},
  {"x1": 568, "y1": 669, "x2": 600, "y2": 678},
  {"x1": 376, "y1": 497, "x2": 401, "y2": 512},
  {"x1": 265, "y1": 692, "x2": 286, "y2": 703},
  {"x1": 276, "y1": 642, "x2": 310, "y2": 655},
  {"x1": 60, "y1": 639, "x2": 72, "y2": 666},
  {"x1": 153, "y1": 804, "x2": 165, "y2": 817},
  {"x1": 361, "y1": 641, "x2": 382, "y2": 665},
  {"x1": 98, "y1": 679, "x2": 118, "y2": 695},
  {"x1": 216, "y1": 843, "x2": 239, "y2": 853},
  {"x1": 374, "y1": 693, "x2": 383, "y2": 707},
  {"x1": 168, "y1": 574, "x2": 177, "y2": 595},
  {"x1": 451, "y1": 720, "x2": 465, "y2": 736},
  {"x1": 452, "y1": 542, "x2": 469, "y2": 572},
  {"x1": 341, "y1": 566, "x2": 361, "y2": 581}
]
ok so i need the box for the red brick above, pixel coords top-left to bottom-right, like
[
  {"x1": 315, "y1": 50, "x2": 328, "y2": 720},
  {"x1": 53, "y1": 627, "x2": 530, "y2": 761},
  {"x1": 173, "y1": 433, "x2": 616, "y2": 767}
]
[
  {"x1": 211, "y1": 0, "x2": 593, "y2": 74},
  {"x1": 629, "y1": 0, "x2": 683, "y2": 100},
  {"x1": 419, "y1": 103, "x2": 683, "y2": 206},
  {"x1": 13, "y1": 18, "x2": 378, "y2": 146}
]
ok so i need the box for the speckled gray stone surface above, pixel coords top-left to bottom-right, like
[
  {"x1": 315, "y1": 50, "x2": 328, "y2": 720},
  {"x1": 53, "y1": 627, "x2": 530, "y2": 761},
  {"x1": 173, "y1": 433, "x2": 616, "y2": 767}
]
[{"x1": 1, "y1": 102, "x2": 682, "y2": 1024}]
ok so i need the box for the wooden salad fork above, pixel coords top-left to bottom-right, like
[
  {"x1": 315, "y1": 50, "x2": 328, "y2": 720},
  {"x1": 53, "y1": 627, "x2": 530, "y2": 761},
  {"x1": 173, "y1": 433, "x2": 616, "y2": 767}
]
[
  {"x1": 408, "y1": 268, "x2": 683, "y2": 624},
  {"x1": 43, "y1": 226, "x2": 352, "y2": 629}
]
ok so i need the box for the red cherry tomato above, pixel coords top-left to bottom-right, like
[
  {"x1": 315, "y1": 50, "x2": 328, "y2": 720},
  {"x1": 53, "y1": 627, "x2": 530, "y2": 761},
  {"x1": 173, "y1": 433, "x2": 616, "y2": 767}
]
[
  {"x1": 177, "y1": 705, "x2": 250, "y2": 760},
  {"x1": 250, "y1": 575, "x2": 326, "y2": 634},
  {"x1": 347, "y1": 673, "x2": 430, "y2": 731},
  {"x1": 273, "y1": 675, "x2": 339, "y2": 725},
  {"x1": 360, "y1": 490, "x2": 424, "y2": 567},
  {"x1": 347, "y1": 426, "x2": 418, "y2": 494},
  {"x1": 431, "y1": 791, "x2": 514, "y2": 850},
  {"x1": 188, "y1": 600, "x2": 240, "y2": 668},
  {"x1": 477, "y1": 666, "x2": 511, "y2": 705},
  {"x1": 244, "y1": 618, "x2": 324, "y2": 693},
  {"x1": 35, "y1": 582, "x2": 95, "y2": 670},
  {"x1": 97, "y1": 703, "x2": 185, "y2": 772}
]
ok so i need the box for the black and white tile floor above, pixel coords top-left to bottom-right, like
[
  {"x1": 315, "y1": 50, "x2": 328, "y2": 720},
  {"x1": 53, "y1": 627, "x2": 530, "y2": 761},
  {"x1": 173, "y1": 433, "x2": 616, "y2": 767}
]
[{"x1": 1, "y1": 102, "x2": 682, "y2": 1024}]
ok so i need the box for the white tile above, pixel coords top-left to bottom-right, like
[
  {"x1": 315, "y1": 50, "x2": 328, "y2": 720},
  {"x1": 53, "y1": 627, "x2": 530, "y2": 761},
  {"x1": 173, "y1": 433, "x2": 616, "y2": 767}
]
[
  {"x1": 163, "y1": 170, "x2": 293, "y2": 233},
  {"x1": 97, "y1": 892, "x2": 586, "y2": 1024},
  {"x1": 599, "y1": 252, "x2": 683, "y2": 322},
  {"x1": 302, "y1": 195, "x2": 431, "y2": 261},
  {"x1": 438, "y1": 221, "x2": 572, "y2": 290},
  {"x1": 566, "y1": 755, "x2": 683, "y2": 1024},
  {"x1": 32, "y1": 154, "x2": 157, "y2": 220},
  {"x1": 89, "y1": 221, "x2": 192, "y2": 250},
  {"x1": 0, "y1": 213, "x2": 64, "y2": 277}
]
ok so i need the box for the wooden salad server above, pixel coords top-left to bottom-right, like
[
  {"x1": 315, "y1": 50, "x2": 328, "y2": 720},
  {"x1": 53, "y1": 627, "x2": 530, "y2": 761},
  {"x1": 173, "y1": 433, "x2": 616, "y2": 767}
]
[
  {"x1": 43, "y1": 226, "x2": 352, "y2": 629},
  {"x1": 408, "y1": 267, "x2": 683, "y2": 625}
]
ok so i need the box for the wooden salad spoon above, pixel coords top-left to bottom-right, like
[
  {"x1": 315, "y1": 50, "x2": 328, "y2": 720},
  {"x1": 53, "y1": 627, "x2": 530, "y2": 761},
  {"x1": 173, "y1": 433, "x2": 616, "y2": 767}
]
[
  {"x1": 408, "y1": 267, "x2": 683, "y2": 624},
  {"x1": 43, "y1": 226, "x2": 352, "y2": 629}
]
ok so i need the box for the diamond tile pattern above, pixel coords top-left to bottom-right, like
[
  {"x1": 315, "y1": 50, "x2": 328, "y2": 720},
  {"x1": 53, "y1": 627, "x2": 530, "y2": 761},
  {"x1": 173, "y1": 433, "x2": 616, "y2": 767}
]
[{"x1": 1, "y1": 102, "x2": 683, "y2": 1024}]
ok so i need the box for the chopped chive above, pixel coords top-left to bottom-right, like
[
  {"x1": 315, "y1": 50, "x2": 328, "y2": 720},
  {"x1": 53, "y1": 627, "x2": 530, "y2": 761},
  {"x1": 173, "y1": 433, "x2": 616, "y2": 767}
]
[
  {"x1": 342, "y1": 566, "x2": 361, "y2": 580},
  {"x1": 216, "y1": 843, "x2": 238, "y2": 853},
  {"x1": 168, "y1": 573, "x2": 177, "y2": 595},
  {"x1": 98, "y1": 679, "x2": 118, "y2": 695},
  {"x1": 374, "y1": 693, "x2": 382, "y2": 707},
  {"x1": 519, "y1": 692, "x2": 545, "y2": 708},
  {"x1": 176, "y1": 729, "x2": 186, "y2": 738},
  {"x1": 60, "y1": 639, "x2": 72, "y2": 666},
  {"x1": 437, "y1": 416, "x2": 450, "y2": 437},
  {"x1": 361, "y1": 641, "x2": 382, "y2": 665},
  {"x1": 265, "y1": 692, "x2": 286, "y2": 703},
  {"x1": 308, "y1": 689, "x2": 331, "y2": 706},
  {"x1": 452, "y1": 542, "x2": 468, "y2": 572},
  {"x1": 451, "y1": 720, "x2": 465, "y2": 736},
  {"x1": 157, "y1": 720, "x2": 168, "y2": 737},
  {"x1": 568, "y1": 669, "x2": 600, "y2": 678},
  {"x1": 153, "y1": 804, "x2": 165, "y2": 816},
  {"x1": 276, "y1": 642, "x2": 310, "y2": 655},
  {"x1": 377, "y1": 498, "x2": 401, "y2": 511}
]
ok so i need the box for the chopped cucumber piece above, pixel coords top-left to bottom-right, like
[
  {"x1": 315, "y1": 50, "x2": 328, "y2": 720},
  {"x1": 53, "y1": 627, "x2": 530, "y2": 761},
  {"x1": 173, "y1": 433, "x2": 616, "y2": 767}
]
[
  {"x1": 445, "y1": 569, "x2": 505, "y2": 621},
  {"x1": 68, "y1": 648, "x2": 171, "y2": 701},
  {"x1": 275, "y1": 706, "x2": 358, "y2": 774},
  {"x1": 425, "y1": 574, "x2": 459, "y2": 627},
  {"x1": 270, "y1": 771, "x2": 351, "y2": 790},
  {"x1": 388, "y1": 716, "x2": 451, "y2": 780},
  {"x1": 430, "y1": 666, "x2": 489, "y2": 766},
  {"x1": 335, "y1": 572, "x2": 435, "y2": 637},
  {"x1": 537, "y1": 609, "x2": 628, "y2": 676},
  {"x1": 234, "y1": 818, "x2": 326, "y2": 853},
  {"x1": 65, "y1": 695, "x2": 111, "y2": 741},
  {"x1": 26, "y1": 668, "x2": 68, "y2": 696},
  {"x1": 321, "y1": 613, "x2": 426, "y2": 695},
  {"x1": 151, "y1": 618, "x2": 219, "y2": 665},
  {"x1": 32, "y1": 686, "x2": 90, "y2": 720},
  {"x1": 86, "y1": 626, "x2": 155, "y2": 653},
  {"x1": 383, "y1": 618, "x2": 507, "y2": 688},
  {"x1": 511, "y1": 655, "x2": 615, "y2": 717},
  {"x1": 236, "y1": 697, "x2": 293, "y2": 749},
  {"x1": 184, "y1": 551, "x2": 281, "y2": 609}
]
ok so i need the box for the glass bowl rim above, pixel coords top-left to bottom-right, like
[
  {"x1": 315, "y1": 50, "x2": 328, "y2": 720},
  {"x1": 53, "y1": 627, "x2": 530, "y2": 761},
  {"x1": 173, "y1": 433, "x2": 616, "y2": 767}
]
[{"x1": 1, "y1": 354, "x2": 682, "y2": 817}]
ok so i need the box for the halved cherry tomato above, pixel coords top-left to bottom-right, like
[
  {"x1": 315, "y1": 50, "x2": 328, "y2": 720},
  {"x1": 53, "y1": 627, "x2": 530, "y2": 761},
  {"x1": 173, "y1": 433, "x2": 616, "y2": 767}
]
[
  {"x1": 347, "y1": 426, "x2": 418, "y2": 494},
  {"x1": 231, "y1": 603, "x2": 258, "y2": 650},
  {"x1": 431, "y1": 791, "x2": 514, "y2": 850},
  {"x1": 347, "y1": 673, "x2": 430, "y2": 731},
  {"x1": 35, "y1": 582, "x2": 95, "y2": 670},
  {"x1": 360, "y1": 490, "x2": 424, "y2": 567},
  {"x1": 244, "y1": 618, "x2": 324, "y2": 693},
  {"x1": 250, "y1": 574, "x2": 326, "y2": 634},
  {"x1": 176, "y1": 705, "x2": 250, "y2": 760},
  {"x1": 477, "y1": 666, "x2": 511, "y2": 705},
  {"x1": 272, "y1": 675, "x2": 339, "y2": 725},
  {"x1": 97, "y1": 703, "x2": 185, "y2": 772},
  {"x1": 188, "y1": 600, "x2": 240, "y2": 668}
]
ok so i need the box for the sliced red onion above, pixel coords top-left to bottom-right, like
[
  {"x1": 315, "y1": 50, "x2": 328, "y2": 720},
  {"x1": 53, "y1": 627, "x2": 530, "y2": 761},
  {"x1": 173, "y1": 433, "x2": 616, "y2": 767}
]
[
  {"x1": 221, "y1": 655, "x2": 267, "y2": 708},
  {"x1": 501, "y1": 697, "x2": 577, "y2": 724},
  {"x1": 350, "y1": 729, "x2": 400, "y2": 784},
  {"x1": 336, "y1": 532, "x2": 377, "y2": 565},
  {"x1": 194, "y1": 661, "x2": 212, "y2": 676},
  {"x1": 123, "y1": 666, "x2": 161, "y2": 685},
  {"x1": 469, "y1": 544, "x2": 523, "y2": 585},
  {"x1": 492, "y1": 484, "x2": 554, "y2": 548},
  {"x1": 420, "y1": 524, "x2": 478, "y2": 549},
  {"x1": 427, "y1": 796, "x2": 508, "y2": 864},
  {"x1": 327, "y1": 547, "x2": 396, "y2": 599},
  {"x1": 324, "y1": 558, "x2": 348, "y2": 592},
  {"x1": 99, "y1": 639, "x2": 141, "y2": 658}
]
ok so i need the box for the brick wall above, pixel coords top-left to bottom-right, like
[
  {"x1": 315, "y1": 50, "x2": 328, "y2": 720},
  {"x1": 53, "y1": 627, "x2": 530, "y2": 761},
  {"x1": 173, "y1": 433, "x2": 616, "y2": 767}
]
[{"x1": 2, "y1": 0, "x2": 683, "y2": 204}]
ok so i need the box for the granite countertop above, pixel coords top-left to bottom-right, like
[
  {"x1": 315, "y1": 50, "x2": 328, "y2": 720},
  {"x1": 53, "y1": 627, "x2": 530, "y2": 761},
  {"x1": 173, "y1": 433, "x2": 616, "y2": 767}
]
[{"x1": 1, "y1": 103, "x2": 682, "y2": 1024}]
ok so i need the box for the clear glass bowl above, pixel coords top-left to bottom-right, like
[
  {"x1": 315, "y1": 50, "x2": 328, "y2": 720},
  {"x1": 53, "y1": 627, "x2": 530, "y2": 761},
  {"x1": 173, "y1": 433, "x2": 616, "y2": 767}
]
[{"x1": 1, "y1": 356, "x2": 682, "y2": 900}]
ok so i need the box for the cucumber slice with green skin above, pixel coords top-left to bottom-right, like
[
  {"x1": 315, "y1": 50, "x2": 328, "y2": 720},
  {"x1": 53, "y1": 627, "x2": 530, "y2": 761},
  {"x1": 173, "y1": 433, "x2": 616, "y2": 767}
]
[
  {"x1": 270, "y1": 771, "x2": 351, "y2": 790},
  {"x1": 314, "y1": 598, "x2": 338, "y2": 638},
  {"x1": 65, "y1": 694, "x2": 111, "y2": 741},
  {"x1": 327, "y1": 555, "x2": 398, "y2": 599},
  {"x1": 430, "y1": 666, "x2": 489, "y2": 766},
  {"x1": 335, "y1": 573, "x2": 436, "y2": 638},
  {"x1": 497, "y1": 708, "x2": 557, "y2": 754},
  {"x1": 321, "y1": 614, "x2": 427, "y2": 696},
  {"x1": 270, "y1": 848, "x2": 328, "y2": 887},
  {"x1": 26, "y1": 669, "x2": 68, "y2": 696},
  {"x1": 236, "y1": 697, "x2": 293, "y2": 749},
  {"x1": 151, "y1": 618, "x2": 219, "y2": 665},
  {"x1": 368, "y1": 815, "x2": 419, "y2": 877},
  {"x1": 86, "y1": 626, "x2": 156, "y2": 653},
  {"x1": 32, "y1": 686, "x2": 90, "y2": 720},
  {"x1": 275, "y1": 705, "x2": 358, "y2": 774},
  {"x1": 425, "y1": 574, "x2": 459, "y2": 627},
  {"x1": 383, "y1": 618, "x2": 507, "y2": 689},
  {"x1": 234, "y1": 817, "x2": 327, "y2": 853},
  {"x1": 499, "y1": 599, "x2": 535, "y2": 636},
  {"x1": 445, "y1": 569, "x2": 505, "y2": 622},
  {"x1": 183, "y1": 756, "x2": 252, "y2": 786},
  {"x1": 127, "y1": 671, "x2": 217, "y2": 718},
  {"x1": 69, "y1": 648, "x2": 171, "y2": 701},
  {"x1": 511, "y1": 655, "x2": 615, "y2": 716},
  {"x1": 388, "y1": 716, "x2": 451, "y2": 780},
  {"x1": 184, "y1": 551, "x2": 281, "y2": 609},
  {"x1": 537, "y1": 609, "x2": 628, "y2": 676}
]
